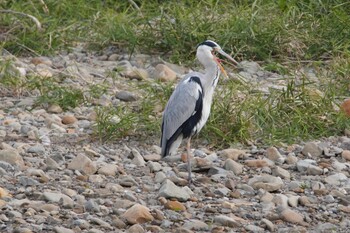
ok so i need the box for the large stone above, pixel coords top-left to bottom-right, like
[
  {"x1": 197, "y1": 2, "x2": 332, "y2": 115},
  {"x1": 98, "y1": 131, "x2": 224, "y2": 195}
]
[
  {"x1": 302, "y1": 142, "x2": 323, "y2": 157},
  {"x1": 116, "y1": 91, "x2": 137, "y2": 102},
  {"x1": 245, "y1": 159, "x2": 268, "y2": 168},
  {"x1": 131, "y1": 149, "x2": 145, "y2": 167},
  {"x1": 341, "y1": 150, "x2": 350, "y2": 162},
  {"x1": 218, "y1": 148, "x2": 245, "y2": 160},
  {"x1": 68, "y1": 154, "x2": 97, "y2": 175},
  {"x1": 158, "y1": 179, "x2": 191, "y2": 201},
  {"x1": 154, "y1": 64, "x2": 177, "y2": 82},
  {"x1": 248, "y1": 175, "x2": 284, "y2": 192},
  {"x1": 42, "y1": 192, "x2": 74, "y2": 208},
  {"x1": 281, "y1": 209, "x2": 304, "y2": 224},
  {"x1": 296, "y1": 159, "x2": 317, "y2": 172},
  {"x1": 214, "y1": 215, "x2": 240, "y2": 227},
  {"x1": 121, "y1": 204, "x2": 154, "y2": 224},
  {"x1": 98, "y1": 164, "x2": 118, "y2": 176},
  {"x1": 126, "y1": 224, "x2": 144, "y2": 233},
  {"x1": 183, "y1": 219, "x2": 209, "y2": 231},
  {"x1": 325, "y1": 173, "x2": 348, "y2": 185},
  {"x1": 27, "y1": 144, "x2": 45, "y2": 155},
  {"x1": 61, "y1": 115, "x2": 77, "y2": 125},
  {"x1": 0, "y1": 149, "x2": 25, "y2": 169},
  {"x1": 224, "y1": 159, "x2": 243, "y2": 175},
  {"x1": 54, "y1": 227, "x2": 74, "y2": 233},
  {"x1": 266, "y1": 147, "x2": 284, "y2": 163},
  {"x1": 272, "y1": 166, "x2": 290, "y2": 179}
]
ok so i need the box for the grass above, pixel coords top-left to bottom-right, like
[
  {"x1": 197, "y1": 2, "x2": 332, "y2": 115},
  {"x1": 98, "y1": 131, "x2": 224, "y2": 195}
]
[{"x1": 0, "y1": 1, "x2": 349, "y2": 146}]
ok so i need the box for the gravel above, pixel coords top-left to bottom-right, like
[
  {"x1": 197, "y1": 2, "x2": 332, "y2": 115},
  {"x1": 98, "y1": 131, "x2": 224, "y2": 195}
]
[{"x1": 0, "y1": 49, "x2": 349, "y2": 232}]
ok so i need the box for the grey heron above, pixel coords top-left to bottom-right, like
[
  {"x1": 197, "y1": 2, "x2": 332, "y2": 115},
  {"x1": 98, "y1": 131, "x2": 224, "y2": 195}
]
[{"x1": 160, "y1": 40, "x2": 238, "y2": 184}]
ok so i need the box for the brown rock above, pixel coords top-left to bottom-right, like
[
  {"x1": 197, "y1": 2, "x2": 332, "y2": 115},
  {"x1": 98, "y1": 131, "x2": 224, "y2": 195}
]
[
  {"x1": 0, "y1": 187, "x2": 11, "y2": 198},
  {"x1": 48, "y1": 104, "x2": 63, "y2": 113},
  {"x1": 61, "y1": 115, "x2": 77, "y2": 125},
  {"x1": 67, "y1": 154, "x2": 97, "y2": 175},
  {"x1": 155, "y1": 64, "x2": 177, "y2": 82},
  {"x1": 0, "y1": 200, "x2": 6, "y2": 207},
  {"x1": 341, "y1": 99, "x2": 350, "y2": 117},
  {"x1": 341, "y1": 150, "x2": 350, "y2": 161},
  {"x1": 31, "y1": 57, "x2": 53, "y2": 66},
  {"x1": 218, "y1": 148, "x2": 245, "y2": 160},
  {"x1": 143, "y1": 153, "x2": 161, "y2": 161},
  {"x1": 195, "y1": 157, "x2": 212, "y2": 169},
  {"x1": 339, "y1": 205, "x2": 350, "y2": 213},
  {"x1": 125, "y1": 67, "x2": 149, "y2": 80},
  {"x1": 164, "y1": 200, "x2": 186, "y2": 211},
  {"x1": 281, "y1": 209, "x2": 304, "y2": 224},
  {"x1": 298, "y1": 196, "x2": 311, "y2": 206},
  {"x1": 145, "y1": 225, "x2": 164, "y2": 233},
  {"x1": 245, "y1": 159, "x2": 268, "y2": 167},
  {"x1": 266, "y1": 146, "x2": 283, "y2": 161},
  {"x1": 122, "y1": 204, "x2": 154, "y2": 224},
  {"x1": 98, "y1": 164, "x2": 118, "y2": 176},
  {"x1": 0, "y1": 149, "x2": 25, "y2": 169},
  {"x1": 126, "y1": 224, "x2": 144, "y2": 233}
]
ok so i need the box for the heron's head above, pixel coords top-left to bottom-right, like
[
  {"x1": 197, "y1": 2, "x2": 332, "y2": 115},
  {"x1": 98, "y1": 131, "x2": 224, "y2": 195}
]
[{"x1": 196, "y1": 40, "x2": 238, "y2": 77}]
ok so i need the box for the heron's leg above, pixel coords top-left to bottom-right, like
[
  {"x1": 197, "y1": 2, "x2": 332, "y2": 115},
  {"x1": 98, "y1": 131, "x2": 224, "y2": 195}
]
[{"x1": 186, "y1": 137, "x2": 192, "y2": 185}]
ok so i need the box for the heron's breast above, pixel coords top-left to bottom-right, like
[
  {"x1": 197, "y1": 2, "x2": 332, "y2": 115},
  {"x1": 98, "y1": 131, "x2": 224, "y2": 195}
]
[{"x1": 193, "y1": 91, "x2": 214, "y2": 134}]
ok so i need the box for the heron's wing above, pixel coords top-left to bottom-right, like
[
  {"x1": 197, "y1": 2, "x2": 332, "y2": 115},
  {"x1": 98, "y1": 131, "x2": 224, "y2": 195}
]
[{"x1": 161, "y1": 74, "x2": 204, "y2": 157}]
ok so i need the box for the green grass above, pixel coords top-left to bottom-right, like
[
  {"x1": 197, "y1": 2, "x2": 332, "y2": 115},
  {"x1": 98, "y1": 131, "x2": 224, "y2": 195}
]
[{"x1": 0, "y1": 1, "x2": 349, "y2": 146}]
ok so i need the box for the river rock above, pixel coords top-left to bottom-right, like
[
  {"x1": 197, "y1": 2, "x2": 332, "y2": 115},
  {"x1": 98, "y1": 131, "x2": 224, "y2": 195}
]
[{"x1": 121, "y1": 204, "x2": 154, "y2": 224}]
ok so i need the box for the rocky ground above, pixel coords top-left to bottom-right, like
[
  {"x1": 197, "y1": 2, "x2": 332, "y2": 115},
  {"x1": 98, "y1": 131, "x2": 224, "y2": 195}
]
[{"x1": 0, "y1": 46, "x2": 349, "y2": 233}]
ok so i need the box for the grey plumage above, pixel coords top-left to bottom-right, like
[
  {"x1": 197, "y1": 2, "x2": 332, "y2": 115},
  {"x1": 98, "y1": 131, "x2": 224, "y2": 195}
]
[{"x1": 160, "y1": 40, "x2": 238, "y2": 183}]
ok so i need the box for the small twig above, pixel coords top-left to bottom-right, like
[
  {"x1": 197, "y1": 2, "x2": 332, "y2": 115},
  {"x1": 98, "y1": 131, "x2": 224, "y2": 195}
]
[
  {"x1": 128, "y1": 0, "x2": 140, "y2": 10},
  {"x1": 127, "y1": 0, "x2": 144, "y2": 17},
  {"x1": 38, "y1": 0, "x2": 49, "y2": 14},
  {"x1": 0, "y1": 9, "x2": 42, "y2": 31}
]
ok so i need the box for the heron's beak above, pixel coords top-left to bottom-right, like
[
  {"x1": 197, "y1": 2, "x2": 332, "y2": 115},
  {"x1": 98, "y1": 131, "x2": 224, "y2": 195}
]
[
  {"x1": 214, "y1": 49, "x2": 238, "y2": 78},
  {"x1": 217, "y1": 49, "x2": 238, "y2": 67}
]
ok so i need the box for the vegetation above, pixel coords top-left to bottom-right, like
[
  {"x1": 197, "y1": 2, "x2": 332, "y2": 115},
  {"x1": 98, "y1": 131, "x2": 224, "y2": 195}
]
[{"x1": 0, "y1": 0, "x2": 349, "y2": 147}]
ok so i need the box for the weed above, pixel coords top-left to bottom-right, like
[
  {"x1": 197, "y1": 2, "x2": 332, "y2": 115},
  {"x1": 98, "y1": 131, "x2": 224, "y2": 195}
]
[
  {"x1": 94, "y1": 106, "x2": 137, "y2": 142},
  {"x1": 26, "y1": 76, "x2": 85, "y2": 110}
]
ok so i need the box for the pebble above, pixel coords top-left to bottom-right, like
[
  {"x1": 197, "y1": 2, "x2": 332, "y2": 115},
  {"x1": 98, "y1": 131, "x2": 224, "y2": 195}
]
[
  {"x1": 214, "y1": 215, "x2": 240, "y2": 227},
  {"x1": 266, "y1": 146, "x2": 285, "y2": 163},
  {"x1": 154, "y1": 64, "x2": 177, "y2": 82},
  {"x1": 341, "y1": 150, "x2": 350, "y2": 161},
  {"x1": 281, "y1": 208, "x2": 304, "y2": 224},
  {"x1": 53, "y1": 227, "x2": 74, "y2": 233},
  {"x1": 61, "y1": 115, "x2": 77, "y2": 124},
  {"x1": 272, "y1": 166, "x2": 291, "y2": 179},
  {"x1": 224, "y1": 159, "x2": 243, "y2": 175},
  {"x1": 296, "y1": 159, "x2": 317, "y2": 172},
  {"x1": 0, "y1": 149, "x2": 25, "y2": 169},
  {"x1": 302, "y1": 142, "x2": 323, "y2": 157},
  {"x1": 324, "y1": 173, "x2": 348, "y2": 185},
  {"x1": 67, "y1": 153, "x2": 97, "y2": 175},
  {"x1": 98, "y1": 164, "x2": 118, "y2": 176},
  {"x1": 42, "y1": 192, "x2": 74, "y2": 208},
  {"x1": 158, "y1": 179, "x2": 191, "y2": 201},
  {"x1": 183, "y1": 219, "x2": 209, "y2": 231},
  {"x1": 47, "y1": 104, "x2": 63, "y2": 113},
  {"x1": 116, "y1": 91, "x2": 137, "y2": 102},
  {"x1": 0, "y1": 49, "x2": 349, "y2": 233},
  {"x1": 121, "y1": 204, "x2": 154, "y2": 224},
  {"x1": 131, "y1": 149, "x2": 146, "y2": 167},
  {"x1": 261, "y1": 218, "x2": 275, "y2": 231},
  {"x1": 27, "y1": 144, "x2": 45, "y2": 155},
  {"x1": 248, "y1": 174, "x2": 284, "y2": 191},
  {"x1": 245, "y1": 159, "x2": 268, "y2": 167},
  {"x1": 218, "y1": 148, "x2": 245, "y2": 160}
]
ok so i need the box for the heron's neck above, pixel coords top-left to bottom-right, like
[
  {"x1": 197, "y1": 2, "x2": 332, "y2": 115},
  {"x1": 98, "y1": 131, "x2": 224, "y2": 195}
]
[{"x1": 204, "y1": 62, "x2": 221, "y2": 89}]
